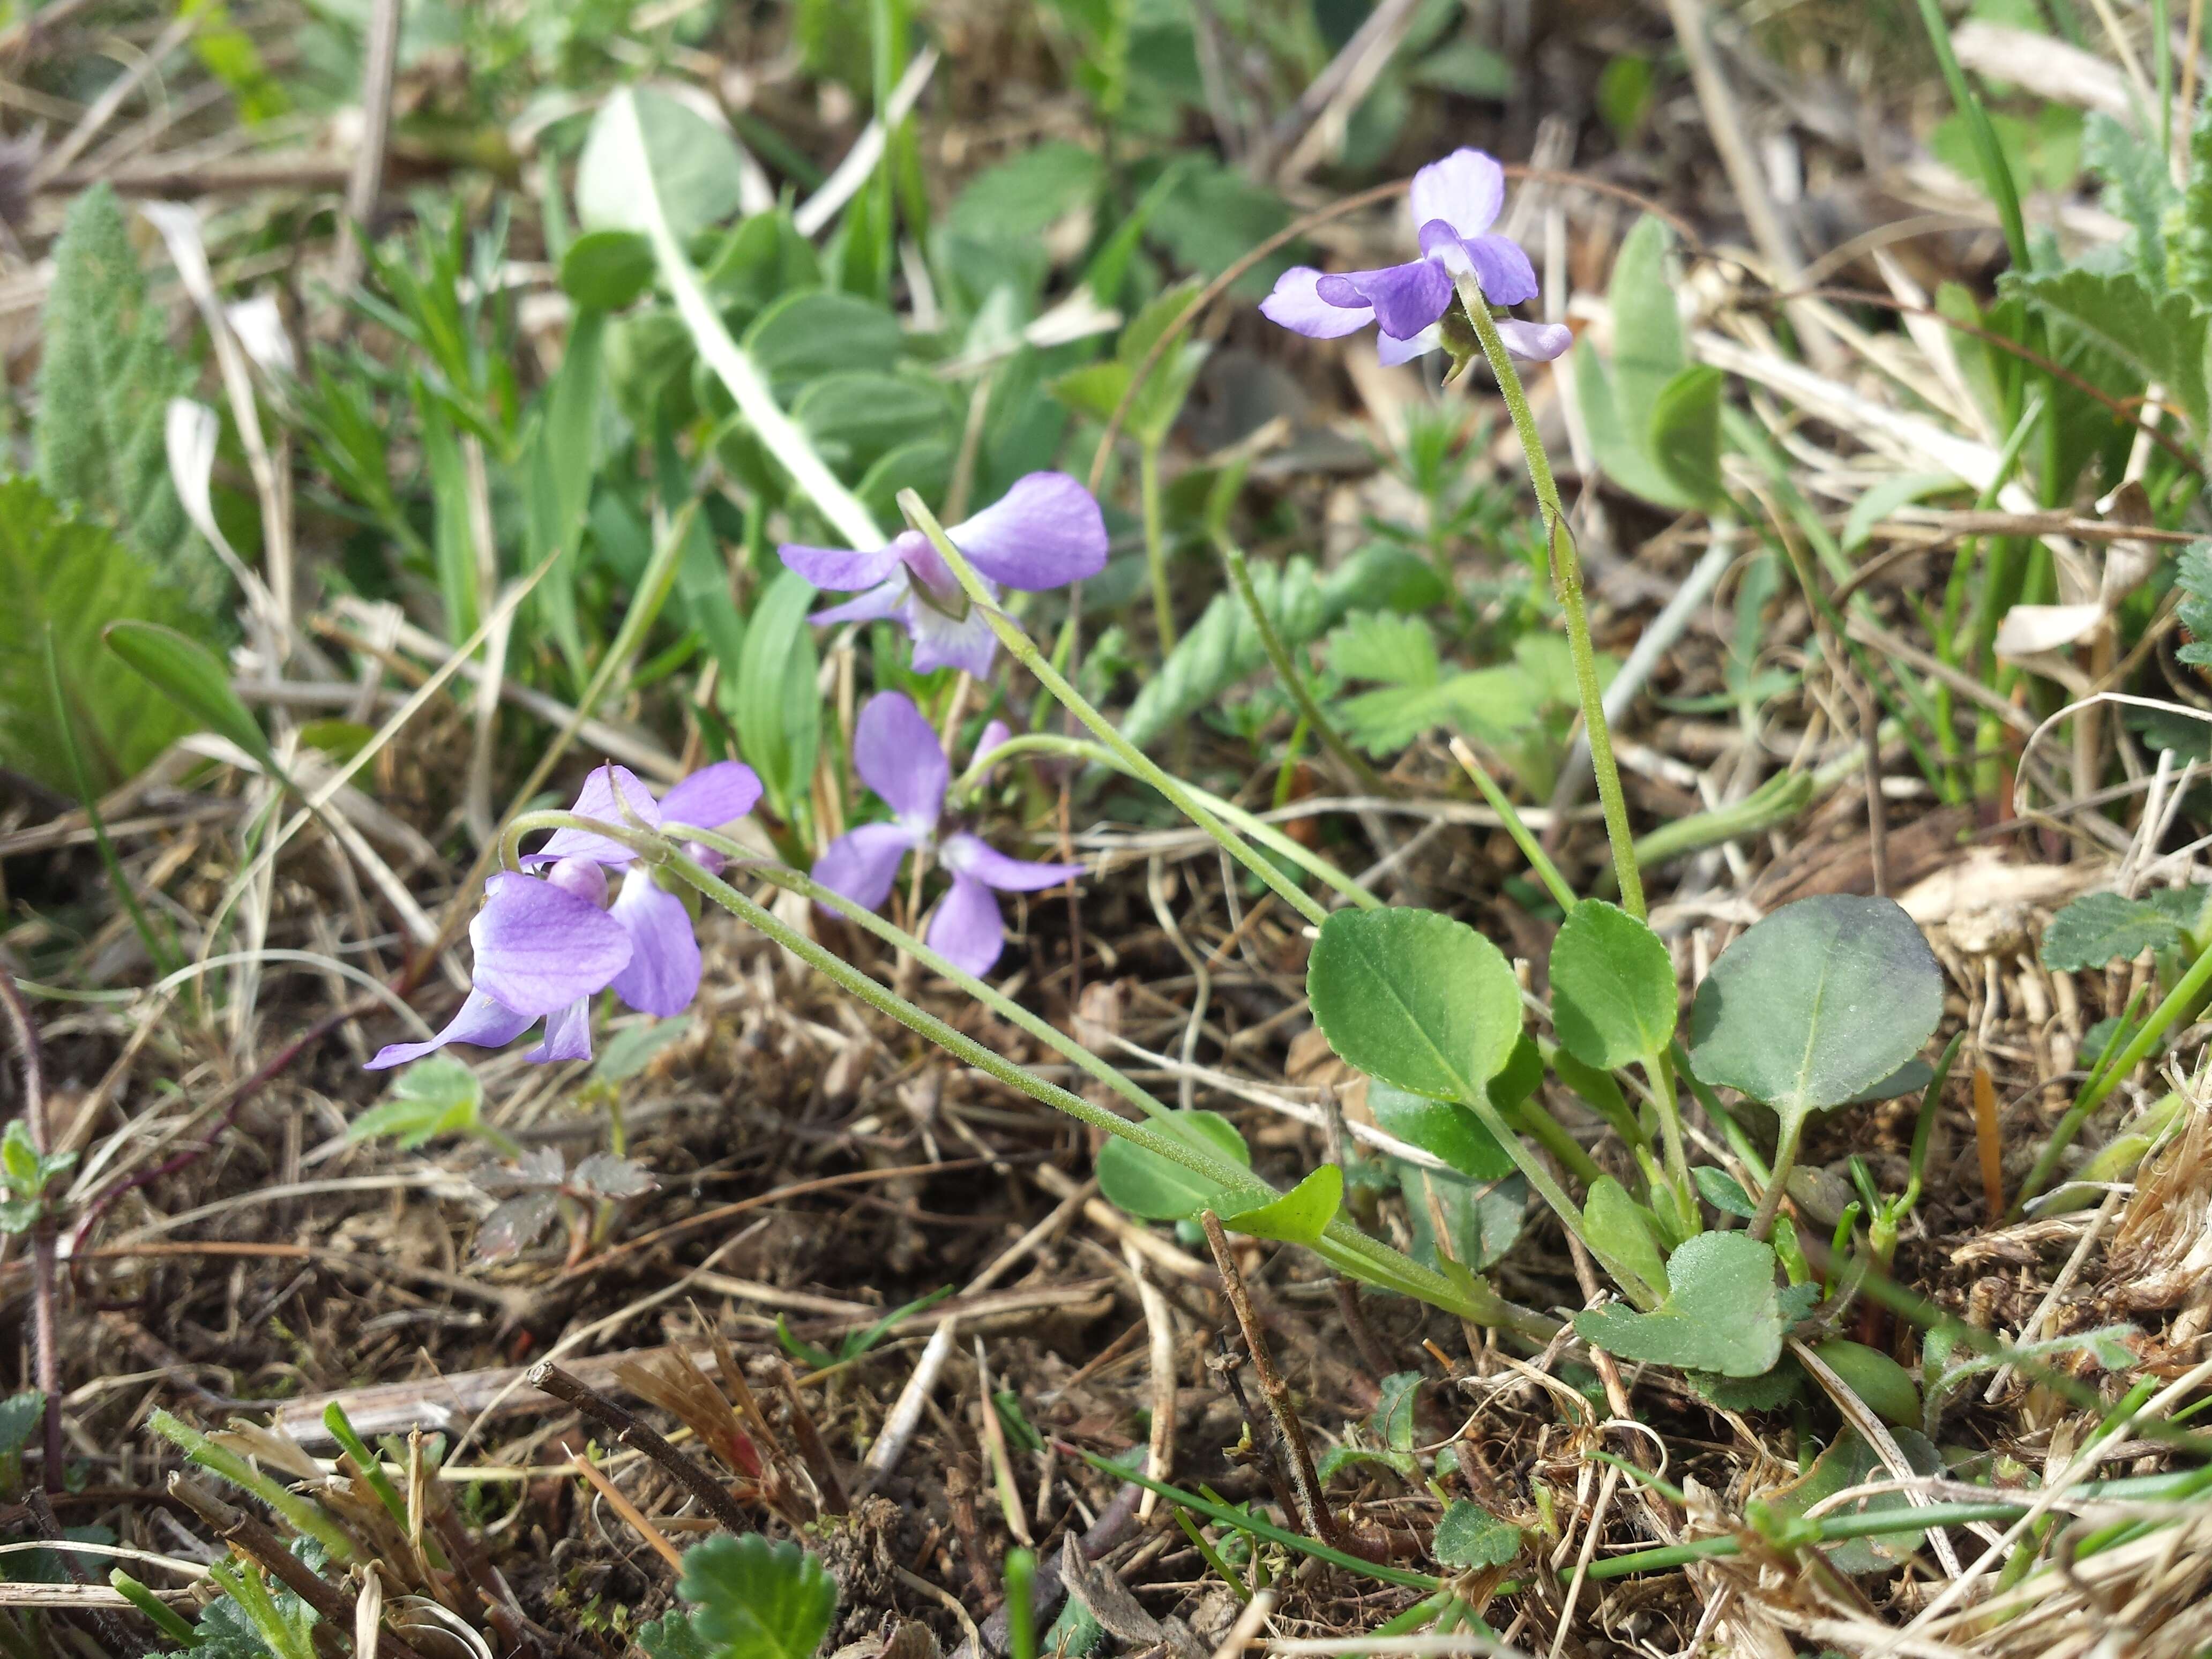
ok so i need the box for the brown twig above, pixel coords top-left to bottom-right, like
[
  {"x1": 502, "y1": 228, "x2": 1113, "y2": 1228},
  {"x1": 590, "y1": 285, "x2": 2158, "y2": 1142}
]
[
  {"x1": 567, "y1": 1447, "x2": 685, "y2": 1572},
  {"x1": 167, "y1": 1474, "x2": 432, "y2": 1659},
  {"x1": 1199, "y1": 1212, "x2": 1348, "y2": 1553},
  {"x1": 766, "y1": 1356, "x2": 850, "y2": 1516},
  {"x1": 526, "y1": 1361, "x2": 752, "y2": 1536},
  {"x1": 25, "y1": 1488, "x2": 143, "y2": 1657}
]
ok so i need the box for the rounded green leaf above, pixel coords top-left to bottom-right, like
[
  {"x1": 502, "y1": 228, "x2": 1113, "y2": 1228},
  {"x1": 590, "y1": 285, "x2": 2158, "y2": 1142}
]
[
  {"x1": 1369, "y1": 1083, "x2": 1513, "y2": 1181},
  {"x1": 578, "y1": 89, "x2": 744, "y2": 243},
  {"x1": 1432, "y1": 1500, "x2": 1521, "y2": 1569},
  {"x1": 1583, "y1": 1175, "x2": 1668, "y2": 1304},
  {"x1": 1307, "y1": 908, "x2": 1524, "y2": 1103},
  {"x1": 1686, "y1": 895, "x2": 1943, "y2": 1126},
  {"x1": 1810, "y1": 1339, "x2": 1920, "y2": 1429},
  {"x1": 1096, "y1": 1112, "x2": 1251, "y2": 1222},
  {"x1": 1222, "y1": 1165, "x2": 1342, "y2": 1245},
  {"x1": 559, "y1": 230, "x2": 656, "y2": 311},
  {"x1": 1572, "y1": 1231, "x2": 1785, "y2": 1378},
  {"x1": 1549, "y1": 899, "x2": 1676, "y2": 1071}
]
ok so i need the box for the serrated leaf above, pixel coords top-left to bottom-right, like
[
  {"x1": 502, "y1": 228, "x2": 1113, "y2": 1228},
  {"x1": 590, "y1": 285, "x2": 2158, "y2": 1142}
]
[
  {"x1": 1096, "y1": 1112, "x2": 1251, "y2": 1221},
  {"x1": 1372, "y1": 1371, "x2": 1422, "y2": 1453},
  {"x1": 1123, "y1": 556, "x2": 1331, "y2": 750},
  {"x1": 677, "y1": 1535, "x2": 839, "y2": 1659},
  {"x1": 349, "y1": 1055, "x2": 482, "y2": 1150},
  {"x1": 0, "y1": 476, "x2": 200, "y2": 793},
  {"x1": 2039, "y1": 888, "x2": 2203, "y2": 969},
  {"x1": 2176, "y1": 543, "x2": 2212, "y2": 667},
  {"x1": 1549, "y1": 900, "x2": 1676, "y2": 1071},
  {"x1": 34, "y1": 185, "x2": 215, "y2": 606},
  {"x1": 2013, "y1": 266, "x2": 2209, "y2": 434},
  {"x1": 1432, "y1": 1500, "x2": 1521, "y2": 1568},
  {"x1": 1329, "y1": 613, "x2": 1439, "y2": 687},
  {"x1": 2085, "y1": 114, "x2": 2174, "y2": 279},
  {"x1": 1306, "y1": 909, "x2": 1525, "y2": 1103},
  {"x1": 638, "y1": 1609, "x2": 716, "y2": 1659},
  {"x1": 573, "y1": 1154, "x2": 657, "y2": 1200},
  {"x1": 1686, "y1": 896, "x2": 1944, "y2": 1141},
  {"x1": 1573, "y1": 1231, "x2": 1785, "y2": 1377},
  {"x1": 1221, "y1": 1164, "x2": 1341, "y2": 1244},
  {"x1": 475, "y1": 1192, "x2": 562, "y2": 1261}
]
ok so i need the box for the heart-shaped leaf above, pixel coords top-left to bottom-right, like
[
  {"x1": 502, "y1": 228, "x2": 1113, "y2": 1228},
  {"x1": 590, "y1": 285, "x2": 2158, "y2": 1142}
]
[
  {"x1": 1573, "y1": 1231, "x2": 1785, "y2": 1377},
  {"x1": 578, "y1": 89, "x2": 745, "y2": 243},
  {"x1": 1307, "y1": 908, "x2": 1524, "y2": 1103},
  {"x1": 1222, "y1": 1165, "x2": 1342, "y2": 1245},
  {"x1": 1433, "y1": 1500, "x2": 1521, "y2": 1569},
  {"x1": 1096, "y1": 1112, "x2": 1251, "y2": 1221},
  {"x1": 1686, "y1": 896, "x2": 1943, "y2": 1142},
  {"x1": 1549, "y1": 899, "x2": 1676, "y2": 1071}
]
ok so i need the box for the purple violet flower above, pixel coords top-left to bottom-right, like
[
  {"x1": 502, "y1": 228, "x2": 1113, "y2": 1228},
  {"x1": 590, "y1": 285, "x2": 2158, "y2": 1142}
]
[
  {"x1": 1260, "y1": 148, "x2": 1572, "y2": 367},
  {"x1": 779, "y1": 472, "x2": 1108, "y2": 678},
  {"x1": 813, "y1": 692, "x2": 1082, "y2": 976},
  {"x1": 365, "y1": 761, "x2": 762, "y2": 1070}
]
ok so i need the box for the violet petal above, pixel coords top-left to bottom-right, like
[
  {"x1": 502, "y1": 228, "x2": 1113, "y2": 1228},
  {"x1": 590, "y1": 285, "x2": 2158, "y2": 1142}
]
[
  {"x1": 779, "y1": 541, "x2": 903, "y2": 592},
  {"x1": 364, "y1": 987, "x2": 533, "y2": 1070},
  {"x1": 906, "y1": 598, "x2": 1001, "y2": 678},
  {"x1": 659, "y1": 760, "x2": 763, "y2": 831},
  {"x1": 975, "y1": 719, "x2": 1012, "y2": 766},
  {"x1": 524, "y1": 764, "x2": 663, "y2": 868},
  {"x1": 469, "y1": 871, "x2": 633, "y2": 1017},
  {"x1": 813, "y1": 821, "x2": 922, "y2": 911},
  {"x1": 608, "y1": 872, "x2": 702, "y2": 1018},
  {"x1": 811, "y1": 576, "x2": 910, "y2": 627},
  {"x1": 926, "y1": 872, "x2": 1007, "y2": 976},
  {"x1": 941, "y1": 832, "x2": 1083, "y2": 893},
  {"x1": 1261, "y1": 267, "x2": 1375, "y2": 338},
  {"x1": 1410, "y1": 148, "x2": 1505, "y2": 238},
  {"x1": 1334, "y1": 258, "x2": 1453, "y2": 341},
  {"x1": 945, "y1": 472, "x2": 1109, "y2": 591},
  {"x1": 852, "y1": 692, "x2": 948, "y2": 827},
  {"x1": 526, "y1": 997, "x2": 595, "y2": 1063},
  {"x1": 1494, "y1": 318, "x2": 1574, "y2": 361},
  {"x1": 1460, "y1": 233, "x2": 1540, "y2": 307},
  {"x1": 1377, "y1": 325, "x2": 1441, "y2": 367}
]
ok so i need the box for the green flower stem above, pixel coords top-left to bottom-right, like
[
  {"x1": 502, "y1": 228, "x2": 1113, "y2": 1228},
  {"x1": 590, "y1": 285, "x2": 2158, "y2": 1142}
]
[
  {"x1": 1747, "y1": 1110, "x2": 1805, "y2": 1242},
  {"x1": 1447, "y1": 737, "x2": 1574, "y2": 911},
  {"x1": 1140, "y1": 445, "x2": 1177, "y2": 652},
  {"x1": 147, "y1": 1409, "x2": 355, "y2": 1564},
  {"x1": 896, "y1": 490, "x2": 1334, "y2": 929},
  {"x1": 1644, "y1": 1046, "x2": 1695, "y2": 1232},
  {"x1": 1452, "y1": 272, "x2": 1645, "y2": 920},
  {"x1": 1216, "y1": 534, "x2": 1385, "y2": 796},
  {"x1": 2013, "y1": 946, "x2": 2212, "y2": 1213},
  {"x1": 950, "y1": 731, "x2": 1381, "y2": 910},
  {"x1": 1498, "y1": 1094, "x2": 1606, "y2": 1191},
  {"x1": 508, "y1": 812, "x2": 1551, "y2": 1337}
]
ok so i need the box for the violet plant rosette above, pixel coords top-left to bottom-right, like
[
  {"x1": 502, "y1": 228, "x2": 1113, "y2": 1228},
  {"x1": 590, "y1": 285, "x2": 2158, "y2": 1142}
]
[
  {"x1": 778, "y1": 471, "x2": 1108, "y2": 676},
  {"x1": 812, "y1": 692, "x2": 1081, "y2": 976},
  {"x1": 1260, "y1": 147, "x2": 1571, "y2": 367},
  {"x1": 365, "y1": 761, "x2": 762, "y2": 1069}
]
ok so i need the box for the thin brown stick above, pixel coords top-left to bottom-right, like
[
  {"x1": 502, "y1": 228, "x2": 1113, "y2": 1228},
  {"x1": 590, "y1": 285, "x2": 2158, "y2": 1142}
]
[
  {"x1": 766, "y1": 1356, "x2": 849, "y2": 1516},
  {"x1": 568, "y1": 1449, "x2": 684, "y2": 1573},
  {"x1": 1199, "y1": 1212, "x2": 1347, "y2": 1553},
  {"x1": 527, "y1": 1361, "x2": 752, "y2": 1536},
  {"x1": 167, "y1": 1474, "x2": 433, "y2": 1659}
]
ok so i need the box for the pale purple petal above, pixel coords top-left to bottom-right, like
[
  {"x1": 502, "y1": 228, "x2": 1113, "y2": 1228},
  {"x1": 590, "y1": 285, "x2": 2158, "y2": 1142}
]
[
  {"x1": 607, "y1": 872, "x2": 701, "y2": 1018},
  {"x1": 470, "y1": 872, "x2": 632, "y2": 1017},
  {"x1": 905, "y1": 597, "x2": 1001, "y2": 677},
  {"x1": 1377, "y1": 325, "x2": 1442, "y2": 367},
  {"x1": 1494, "y1": 319, "x2": 1573, "y2": 361},
  {"x1": 811, "y1": 577, "x2": 909, "y2": 626},
  {"x1": 893, "y1": 530, "x2": 965, "y2": 605},
  {"x1": 941, "y1": 832, "x2": 1083, "y2": 893},
  {"x1": 813, "y1": 821, "x2": 921, "y2": 911},
  {"x1": 975, "y1": 720, "x2": 1011, "y2": 765},
  {"x1": 1322, "y1": 259, "x2": 1453, "y2": 341},
  {"x1": 779, "y1": 541, "x2": 903, "y2": 591},
  {"x1": 526, "y1": 997, "x2": 595, "y2": 1063},
  {"x1": 1410, "y1": 148, "x2": 1505, "y2": 238},
  {"x1": 1261, "y1": 266, "x2": 1375, "y2": 338},
  {"x1": 524, "y1": 764, "x2": 663, "y2": 868},
  {"x1": 926, "y1": 872, "x2": 1007, "y2": 976},
  {"x1": 659, "y1": 761, "x2": 762, "y2": 830},
  {"x1": 543, "y1": 856, "x2": 609, "y2": 908},
  {"x1": 852, "y1": 692, "x2": 947, "y2": 827},
  {"x1": 365, "y1": 988, "x2": 532, "y2": 1070},
  {"x1": 1459, "y1": 233, "x2": 1539, "y2": 307},
  {"x1": 946, "y1": 473, "x2": 1108, "y2": 590}
]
